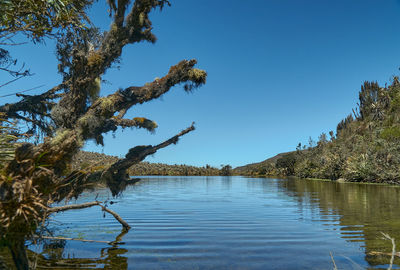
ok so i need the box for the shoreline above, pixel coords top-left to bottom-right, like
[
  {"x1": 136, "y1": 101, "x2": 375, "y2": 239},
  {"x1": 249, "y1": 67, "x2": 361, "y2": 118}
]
[{"x1": 239, "y1": 174, "x2": 400, "y2": 187}]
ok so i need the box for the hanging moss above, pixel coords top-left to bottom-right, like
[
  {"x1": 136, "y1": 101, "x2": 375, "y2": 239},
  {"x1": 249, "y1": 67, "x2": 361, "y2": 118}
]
[
  {"x1": 133, "y1": 117, "x2": 157, "y2": 131},
  {"x1": 98, "y1": 96, "x2": 116, "y2": 114},
  {"x1": 50, "y1": 129, "x2": 70, "y2": 147}
]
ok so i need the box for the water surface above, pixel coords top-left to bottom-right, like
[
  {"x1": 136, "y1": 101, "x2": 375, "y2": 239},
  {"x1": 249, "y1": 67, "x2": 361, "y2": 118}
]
[{"x1": 28, "y1": 177, "x2": 400, "y2": 269}]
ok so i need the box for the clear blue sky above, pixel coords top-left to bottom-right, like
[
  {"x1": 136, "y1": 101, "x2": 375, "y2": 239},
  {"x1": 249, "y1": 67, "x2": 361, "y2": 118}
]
[{"x1": 4, "y1": 0, "x2": 400, "y2": 167}]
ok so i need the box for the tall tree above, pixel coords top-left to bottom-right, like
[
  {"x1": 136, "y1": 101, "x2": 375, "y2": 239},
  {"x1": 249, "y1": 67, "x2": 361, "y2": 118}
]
[{"x1": 0, "y1": 1, "x2": 207, "y2": 269}]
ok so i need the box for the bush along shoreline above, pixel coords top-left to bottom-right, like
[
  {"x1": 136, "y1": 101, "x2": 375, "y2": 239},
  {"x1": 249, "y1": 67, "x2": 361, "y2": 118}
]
[
  {"x1": 72, "y1": 151, "x2": 223, "y2": 176},
  {"x1": 234, "y1": 78, "x2": 400, "y2": 185}
]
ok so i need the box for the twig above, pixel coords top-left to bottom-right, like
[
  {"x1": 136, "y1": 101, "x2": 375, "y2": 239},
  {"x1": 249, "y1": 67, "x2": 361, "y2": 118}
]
[
  {"x1": 109, "y1": 229, "x2": 128, "y2": 245},
  {"x1": 99, "y1": 205, "x2": 131, "y2": 230},
  {"x1": 330, "y1": 252, "x2": 338, "y2": 270},
  {"x1": 0, "y1": 75, "x2": 25, "y2": 89},
  {"x1": 33, "y1": 235, "x2": 111, "y2": 244},
  {"x1": 368, "y1": 251, "x2": 400, "y2": 257},
  {"x1": 339, "y1": 254, "x2": 364, "y2": 270},
  {"x1": 381, "y1": 232, "x2": 396, "y2": 270},
  {"x1": 47, "y1": 201, "x2": 131, "y2": 230},
  {"x1": 0, "y1": 84, "x2": 45, "y2": 98},
  {"x1": 47, "y1": 201, "x2": 101, "y2": 213}
]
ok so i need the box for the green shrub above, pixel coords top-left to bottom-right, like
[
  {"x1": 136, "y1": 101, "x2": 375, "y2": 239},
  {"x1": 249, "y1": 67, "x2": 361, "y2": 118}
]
[
  {"x1": 294, "y1": 159, "x2": 315, "y2": 178},
  {"x1": 344, "y1": 154, "x2": 377, "y2": 182},
  {"x1": 390, "y1": 92, "x2": 400, "y2": 111},
  {"x1": 380, "y1": 126, "x2": 400, "y2": 140},
  {"x1": 276, "y1": 153, "x2": 297, "y2": 175}
]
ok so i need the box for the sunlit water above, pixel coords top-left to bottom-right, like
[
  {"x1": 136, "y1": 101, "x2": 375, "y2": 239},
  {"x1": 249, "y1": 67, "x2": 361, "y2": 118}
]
[{"x1": 23, "y1": 177, "x2": 400, "y2": 269}]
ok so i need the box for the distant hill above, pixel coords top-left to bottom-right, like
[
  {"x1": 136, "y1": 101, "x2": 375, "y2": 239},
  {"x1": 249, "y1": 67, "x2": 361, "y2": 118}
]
[
  {"x1": 71, "y1": 151, "x2": 119, "y2": 170},
  {"x1": 71, "y1": 151, "x2": 220, "y2": 176},
  {"x1": 233, "y1": 151, "x2": 294, "y2": 175}
]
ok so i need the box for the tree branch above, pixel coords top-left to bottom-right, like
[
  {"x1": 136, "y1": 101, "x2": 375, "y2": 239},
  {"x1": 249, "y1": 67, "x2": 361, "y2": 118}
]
[
  {"x1": 47, "y1": 201, "x2": 100, "y2": 213},
  {"x1": 47, "y1": 201, "x2": 131, "y2": 230},
  {"x1": 102, "y1": 124, "x2": 195, "y2": 195},
  {"x1": 100, "y1": 205, "x2": 131, "y2": 230},
  {"x1": 77, "y1": 59, "x2": 205, "y2": 142},
  {"x1": 33, "y1": 235, "x2": 111, "y2": 244},
  {"x1": 6, "y1": 112, "x2": 53, "y2": 135},
  {"x1": 52, "y1": 1, "x2": 200, "y2": 131},
  {"x1": 0, "y1": 83, "x2": 65, "y2": 119},
  {"x1": 97, "y1": 117, "x2": 157, "y2": 134},
  {"x1": 99, "y1": 0, "x2": 171, "y2": 73}
]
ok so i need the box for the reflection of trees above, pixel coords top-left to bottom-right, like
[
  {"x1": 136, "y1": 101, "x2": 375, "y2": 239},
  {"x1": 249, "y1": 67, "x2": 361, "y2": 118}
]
[
  {"x1": 275, "y1": 178, "x2": 400, "y2": 267},
  {"x1": 30, "y1": 229, "x2": 128, "y2": 269},
  {"x1": 221, "y1": 176, "x2": 232, "y2": 190},
  {"x1": 0, "y1": 230, "x2": 128, "y2": 269}
]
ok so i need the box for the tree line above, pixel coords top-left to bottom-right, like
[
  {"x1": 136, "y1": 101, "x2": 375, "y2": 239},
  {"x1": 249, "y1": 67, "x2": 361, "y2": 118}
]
[{"x1": 236, "y1": 79, "x2": 400, "y2": 184}]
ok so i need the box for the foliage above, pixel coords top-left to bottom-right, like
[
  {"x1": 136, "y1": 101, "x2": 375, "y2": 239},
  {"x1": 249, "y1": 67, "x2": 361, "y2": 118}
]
[
  {"x1": 71, "y1": 151, "x2": 221, "y2": 176},
  {"x1": 0, "y1": 0, "x2": 92, "y2": 42},
  {"x1": 220, "y1": 164, "x2": 232, "y2": 176},
  {"x1": 276, "y1": 153, "x2": 296, "y2": 175},
  {"x1": 380, "y1": 126, "x2": 400, "y2": 140}
]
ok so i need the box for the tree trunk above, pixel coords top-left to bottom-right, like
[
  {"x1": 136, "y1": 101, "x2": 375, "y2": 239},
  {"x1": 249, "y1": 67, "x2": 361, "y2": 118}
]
[{"x1": 9, "y1": 239, "x2": 29, "y2": 270}]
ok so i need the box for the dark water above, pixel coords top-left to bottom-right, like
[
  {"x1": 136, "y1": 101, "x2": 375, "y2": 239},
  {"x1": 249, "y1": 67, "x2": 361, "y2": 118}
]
[{"x1": 21, "y1": 177, "x2": 400, "y2": 269}]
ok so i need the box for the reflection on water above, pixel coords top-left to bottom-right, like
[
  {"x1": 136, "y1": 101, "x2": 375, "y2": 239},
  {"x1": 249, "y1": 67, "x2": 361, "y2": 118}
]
[
  {"x1": 276, "y1": 178, "x2": 400, "y2": 268},
  {"x1": 31, "y1": 229, "x2": 128, "y2": 269},
  {"x1": 2, "y1": 176, "x2": 400, "y2": 269}
]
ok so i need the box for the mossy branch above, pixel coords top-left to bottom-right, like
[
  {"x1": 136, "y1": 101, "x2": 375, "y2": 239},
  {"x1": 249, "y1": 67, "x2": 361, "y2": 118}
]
[
  {"x1": 76, "y1": 59, "x2": 205, "y2": 142},
  {"x1": 96, "y1": 117, "x2": 158, "y2": 135},
  {"x1": 102, "y1": 124, "x2": 195, "y2": 196}
]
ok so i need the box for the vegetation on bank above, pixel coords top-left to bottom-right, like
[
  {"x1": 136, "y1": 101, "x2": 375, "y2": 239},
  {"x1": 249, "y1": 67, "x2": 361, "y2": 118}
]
[
  {"x1": 235, "y1": 79, "x2": 400, "y2": 184},
  {"x1": 72, "y1": 151, "x2": 224, "y2": 176}
]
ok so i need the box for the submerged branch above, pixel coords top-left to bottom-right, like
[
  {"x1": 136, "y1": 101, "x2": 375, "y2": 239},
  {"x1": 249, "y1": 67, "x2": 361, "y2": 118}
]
[
  {"x1": 99, "y1": 205, "x2": 131, "y2": 230},
  {"x1": 47, "y1": 201, "x2": 100, "y2": 213},
  {"x1": 47, "y1": 201, "x2": 131, "y2": 230},
  {"x1": 33, "y1": 235, "x2": 111, "y2": 244},
  {"x1": 381, "y1": 232, "x2": 396, "y2": 270}
]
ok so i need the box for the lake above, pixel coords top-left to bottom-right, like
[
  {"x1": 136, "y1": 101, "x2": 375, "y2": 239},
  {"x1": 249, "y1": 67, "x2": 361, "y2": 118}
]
[{"x1": 24, "y1": 177, "x2": 400, "y2": 269}]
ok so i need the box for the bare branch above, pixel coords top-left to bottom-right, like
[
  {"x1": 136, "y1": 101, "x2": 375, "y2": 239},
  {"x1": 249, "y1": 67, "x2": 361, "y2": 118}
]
[
  {"x1": 47, "y1": 200, "x2": 130, "y2": 230},
  {"x1": 102, "y1": 124, "x2": 195, "y2": 195},
  {"x1": 47, "y1": 201, "x2": 100, "y2": 213},
  {"x1": 0, "y1": 83, "x2": 65, "y2": 119},
  {"x1": 330, "y1": 252, "x2": 338, "y2": 270},
  {"x1": 381, "y1": 232, "x2": 396, "y2": 270},
  {"x1": 100, "y1": 204, "x2": 131, "y2": 230},
  {"x1": 0, "y1": 75, "x2": 24, "y2": 89},
  {"x1": 6, "y1": 112, "x2": 53, "y2": 135},
  {"x1": 0, "y1": 84, "x2": 45, "y2": 98},
  {"x1": 0, "y1": 66, "x2": 31, "y2": 78}
]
